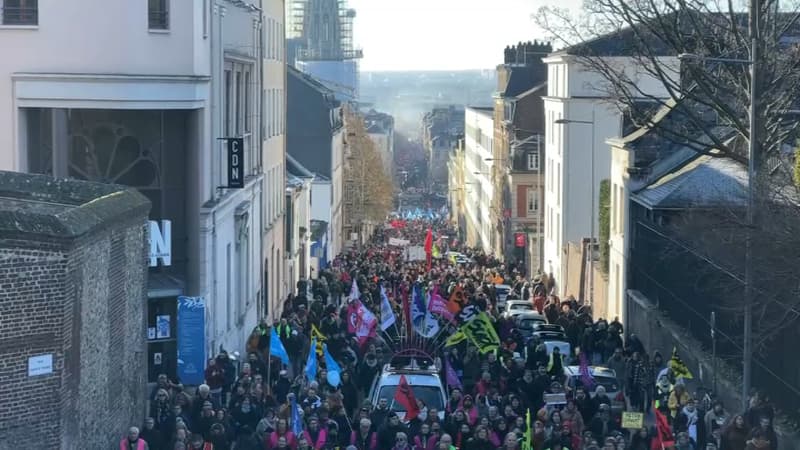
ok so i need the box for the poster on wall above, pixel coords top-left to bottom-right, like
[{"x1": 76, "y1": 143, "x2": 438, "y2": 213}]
[
  {"x1": 177, "y1": 296, "x2": 206, "y2": 385},
  {"x1": 156, "y1": 315, "x2": 171, "y2": 339}
]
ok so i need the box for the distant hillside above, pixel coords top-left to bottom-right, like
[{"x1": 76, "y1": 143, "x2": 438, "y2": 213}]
[{"x1": 360, "y1": 70, "x2": 496, "y2": 136}]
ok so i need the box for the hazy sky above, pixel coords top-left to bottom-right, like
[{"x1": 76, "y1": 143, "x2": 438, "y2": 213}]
[{"x1": 347, "y1": 0, "x2": 580, "y2": 72}]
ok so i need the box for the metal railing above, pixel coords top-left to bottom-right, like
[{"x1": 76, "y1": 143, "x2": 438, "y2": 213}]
[
  {"x1": 2, "y1": 6, "x2": 38, "y2": 25},
  {"x1": 148, "y1": 9, "x2": 169, "y2": 30}
]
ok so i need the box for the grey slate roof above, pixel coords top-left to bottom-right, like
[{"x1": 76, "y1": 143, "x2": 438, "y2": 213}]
[{"x1": 632, "y1": 153, "x2": 747, "y2": 209}]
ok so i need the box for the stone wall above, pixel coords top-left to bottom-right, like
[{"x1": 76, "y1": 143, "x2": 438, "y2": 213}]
[
  {"x1": 626, "y1": 290, "x2": 799, "y2": 450},
  {"x1": 0, "y1": 171, "x2": 149, "y2": 450}
]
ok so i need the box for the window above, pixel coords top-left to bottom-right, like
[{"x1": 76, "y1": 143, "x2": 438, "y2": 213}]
[
  {"x1": 244, "y1": 72, "x2": 251, "y2": 133},
  {"x1": 2, "y1": 0, "x2": 37, "y2": 25},
  {"x1": 148, "y1": 0, "x2": 169, "y2": 30},
  {"x1": 527, "y1": 151, "x2": 539, "y2": 170},
  {"x1": 526, "y1": 188, "x2": 539, "y2": 217},
  {"x1": 226, "y1": 243, "x2": 232, "y2": 330},
  {"x1": 224, "y1": 70, "x2": 232, "y2": 136},
  {"x1": 235, "y1": 72, "x2": 242, "y2": 133}
]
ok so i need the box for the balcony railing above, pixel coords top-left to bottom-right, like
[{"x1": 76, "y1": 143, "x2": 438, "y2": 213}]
[
  {"x1": 148, "y1": 8, "x2": 169, "y2": 30},
  {"x1": 2, "y1": 5, "x2": 38, "y2": 25}
]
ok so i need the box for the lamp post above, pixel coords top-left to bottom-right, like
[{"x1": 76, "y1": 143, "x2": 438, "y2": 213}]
[
  {"x1": 678, "y1": 40, "x2": 757, "y2": 409},
  {"x1": 556, "y1": 110, "x2": 596, "y2": 305}
]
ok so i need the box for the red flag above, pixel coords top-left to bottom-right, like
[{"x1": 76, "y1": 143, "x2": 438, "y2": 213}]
[
  {"x1": 654, "y1": 408, "x2": 674, "y2": 449},
  {"x1": 424, "y1": 229, "x2": 433, "y2": 271},
  {"x1": 394, "y1": 375, "x2": 421, "y2": 420},
  {"x1": 424, "y1": 228, "x2": 433, "y2": 253}
]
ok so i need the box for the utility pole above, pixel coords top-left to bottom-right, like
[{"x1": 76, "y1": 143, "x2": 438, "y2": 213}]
[{"x1": 742, "y1": 34, "x2": 758, "y2": 412}]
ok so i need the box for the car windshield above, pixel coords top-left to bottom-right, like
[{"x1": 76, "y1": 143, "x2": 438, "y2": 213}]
[
  {"x1": 379, "y1": 385, "x2": 444, "y2": 411},
  {"x1": 518, "y1": 318, "x2": 544, "y2": 329}
]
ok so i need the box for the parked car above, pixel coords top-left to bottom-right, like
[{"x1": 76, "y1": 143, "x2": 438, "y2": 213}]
[
  {"x1": 501, "y1": 299, "x2": 533, "y2": 318},
  {"x1": 563, "y1": 365, "x2": 626, "y2": 413},
  {"x1": 515, "y1": 312, "x2": 548, "y2": 342},
  {"x1": 541, "y1": 337, "x2": 572, "y2": 357},
  {"x1": 368, "y1": 359, "x2": 446, "y2": 421},
  {"x1": 494, "y1": 284, "x2": 512, "y2": 310}
]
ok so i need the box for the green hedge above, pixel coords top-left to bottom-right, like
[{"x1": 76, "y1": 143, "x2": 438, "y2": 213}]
[
  {"x1": 599, "y1": 179, "x2": 611, "y2": 274},
  {"x1": 794, "y1": 148, "x2": 800, "y2": 189}
]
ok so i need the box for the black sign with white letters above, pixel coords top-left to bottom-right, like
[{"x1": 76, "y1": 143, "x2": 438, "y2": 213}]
[{"x1": 227, "y1": 138, "x2": 244, "y2": 189}]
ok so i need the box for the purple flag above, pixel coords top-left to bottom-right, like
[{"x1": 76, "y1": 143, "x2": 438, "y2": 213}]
[
  {"x1": 579, "y1": 352, "x2": 595, "y2": 389},
  {"x1": 445, "y1": 358, "x2": 462, "y2": 390}
]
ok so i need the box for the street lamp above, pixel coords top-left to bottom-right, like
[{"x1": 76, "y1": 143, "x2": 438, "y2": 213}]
[
  {"x1": 678, "y1": 40, "x2": 756, "y2": 409},
  {"x1": 555, "y1": 110, "x2": 596, "y2": 305}
]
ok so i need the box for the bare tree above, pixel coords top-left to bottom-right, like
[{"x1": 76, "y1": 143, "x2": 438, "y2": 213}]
[
  {"x1": 537, "y1": 0, "x2": 800, "y2": 407},
  {"x1": 343, "y1": 107, "x2": 395, "y2": 225}
]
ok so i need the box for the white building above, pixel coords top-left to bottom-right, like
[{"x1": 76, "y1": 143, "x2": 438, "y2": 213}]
[
  {"x1": 286, "y1": 67, "x2": 346, "y2": 265},
  {"x1": 0, "y1": 0, "x2": 286, "y2": 380},
  {"x1": 285, "y1": 169, "x2": 314, "y2": 295},
  {"x1": 541, "y1": 37, "x2": 674, "y2": 299},
  {"x1": 463, "y1": 106, "x2": 495, "y2": 253}
]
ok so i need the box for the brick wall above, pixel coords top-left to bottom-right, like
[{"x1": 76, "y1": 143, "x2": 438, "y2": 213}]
[
  {"x1": 0, "y1": 242, "x2": 68, "y2": 450},
  {"x1": 0, "y1": 221, "x2": 147, "y2": 450}
]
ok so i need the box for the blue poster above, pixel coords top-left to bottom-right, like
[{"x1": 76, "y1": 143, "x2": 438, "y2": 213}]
[{"x1": 177, "y1": 296, "x2": 205, "y2": 385}]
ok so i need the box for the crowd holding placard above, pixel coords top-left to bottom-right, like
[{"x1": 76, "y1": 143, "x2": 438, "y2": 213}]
[{"x1": 121, "y1": 218, "x2": 779, "y2": 450}]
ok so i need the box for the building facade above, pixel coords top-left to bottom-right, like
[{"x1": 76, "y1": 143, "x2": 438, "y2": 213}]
[
  {"x1": 286, "y1": 66, "x2": 345, "y2": 263},
  {"x1": 492, "y1": 41, "x2": 550, "y2": 273},
  {"x1": 0, "y1": 0, "x2": 286, "y2": 381},
  {"x1": 448, "y1": 138, "x2": 467, "y2": 240},
  {"x1": 423, "y1": 105, "x2": 464, "y2": 193},
  {"x1": 288, "y1": 0, "x2": 362, "y2": 100},
  {"x1": 364, "y1": 109, "x2": 395, "y2": 177},
  {"x1": 541, "y1": 38, "x2": 674, "y2": 298},
  {"x1": 463, "y1": 106, "x2": 495, "y2": 252},
  {"x1": 285, "y1": 168, "x2": 314, "y2": 293}
]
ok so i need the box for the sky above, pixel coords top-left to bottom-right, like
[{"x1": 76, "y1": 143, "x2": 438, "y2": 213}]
[{"x1": 346, "y1": 0, "x2": 580, "y2": 72}]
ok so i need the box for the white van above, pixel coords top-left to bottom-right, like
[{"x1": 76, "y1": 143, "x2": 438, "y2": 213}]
[{"x1": 368, "y1": 358, "x2": 447, "y2": 421}]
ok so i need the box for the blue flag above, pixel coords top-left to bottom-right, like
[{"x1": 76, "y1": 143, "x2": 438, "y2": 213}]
[
  {"x1": 323, "y1": 344, "x2": 342, "y2": 387},
  {"x1": 290, "y1": 395, "x2": 303, "y2": 435},
  {"x1": 305, "y1": 337, "x2": 318, "y2": 381},
  {"x1": 270, "y1": 328, "x2": 290, "y2": 365}
]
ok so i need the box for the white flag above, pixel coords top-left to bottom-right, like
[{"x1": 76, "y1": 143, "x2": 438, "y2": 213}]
[
  {"x1": 380, "y1": 286, "x2": 396, "y2": 331},
  {"x1": 349, "y1": 279, "x2": 360, "y2": 302}
]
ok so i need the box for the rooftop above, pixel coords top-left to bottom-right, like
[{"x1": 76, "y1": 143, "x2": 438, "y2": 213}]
[
  {"x1": 0, "y1": 171, "x2": 150, "y2": 240},
  {"x1": 467, "y1": 105, "x2": 494, "y2": 119},
  {"x1": 632, "y1": 152, "x2": 747, "y2": 209}
]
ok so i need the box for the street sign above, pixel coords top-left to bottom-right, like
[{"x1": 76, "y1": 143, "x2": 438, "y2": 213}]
[{"x1": 227, "y1": 137, "x2": 244, "y2": 189}]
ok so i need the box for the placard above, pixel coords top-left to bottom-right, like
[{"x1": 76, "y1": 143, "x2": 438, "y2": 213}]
[
  {"x1": 622, "y1": 412, "x2": 644, "y2": 429},
  {"x1": 147, "y1": 327, "x2": 156, "y2": 340},
  {"x1": 544, "y1": 393, "x2": 567, "y2": 405},
  {"x1": 389, "y1": 237, "x2": 410, "y2": 247},
  {"x1": 28, "y1": 354, "x2": 53, "y2": 377},
  {"x1": 177, "y1": 296, "x2": 206, "y2": 385}
]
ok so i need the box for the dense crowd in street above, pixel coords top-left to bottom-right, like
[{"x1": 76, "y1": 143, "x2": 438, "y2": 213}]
[{"x1": 121, "y1": 219, "x2": 781, "y2": 450}]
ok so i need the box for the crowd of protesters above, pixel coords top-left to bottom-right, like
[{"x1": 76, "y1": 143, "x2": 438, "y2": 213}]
[{"x1": 122, "y1": 218, "x2": 781, "y2": 450}]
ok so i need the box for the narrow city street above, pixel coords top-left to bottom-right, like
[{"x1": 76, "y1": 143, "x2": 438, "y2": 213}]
[{"x1": 0, "y1": 1, "x2": 797, "y2": 450}]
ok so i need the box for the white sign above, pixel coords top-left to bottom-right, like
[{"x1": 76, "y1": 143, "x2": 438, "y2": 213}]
[
  {"x1": 405, "y1": 245, "x2": 427, "y2": 261},
  {"x1": 149, "y1": 220, "x2": 172, "y2": 267},
  {"x1": 389, "y1": 237, "x2": 410, "y2": 247},
  {"x1": 28, "y1": 354, "x2": 53, "y2": 377}
]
